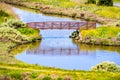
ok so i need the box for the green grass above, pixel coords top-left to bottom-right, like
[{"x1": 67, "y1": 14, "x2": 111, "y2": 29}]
[
  {"x1": 0, "y1": 19, "x2": 41, "y2": 43},
  {"x1": 0, "y1": 61, "x2": 120, "y2": 80},
  {"x1": 17, "y1": 27, "x2": 39, "y2": 36},
  {"x1": 94, "y1": 6, "x2": 120, "y2": 19},
  {"x1": 81, "y1": 26, "x2": 120, "y2": 38},
  {"x1": 78, "y1": 4, "x2": 120, "y2": 19},
  {"x1": 30, "y1": 0, "x2": 79, "y2": 8},
  {"x1": 80, "y1": 26, "x2": 120, "y2": 45},
  {"x1": 0, "y1": 40, "x2": 120, "y2": 80},
  {"x1": 114, "y1": 0, "x2": 120, "y2": 2},
  {"x1": 30, "y1": 0, "x2": 120, "y2": 19}
]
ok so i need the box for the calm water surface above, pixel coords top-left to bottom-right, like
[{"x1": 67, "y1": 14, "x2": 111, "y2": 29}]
[{"x1": 13, "y1": 7, "x2": 120, "y2": 70}]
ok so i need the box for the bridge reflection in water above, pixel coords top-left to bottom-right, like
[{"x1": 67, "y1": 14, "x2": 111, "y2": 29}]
[
  {"x1": 26, "y1": 43, "x2": 96, "y2": 56},
  {"x1": 26, "y1": 48, "x2": 94, "y2": 56},
  {"x1": 25, "y1": 29, "x2": 96, "y2": 56}
]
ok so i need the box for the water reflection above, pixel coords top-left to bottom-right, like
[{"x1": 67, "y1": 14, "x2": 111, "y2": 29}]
[
  {"x1": 11, "y1": 41, "x2": 41, "y2": 55},
  {"x1": 13, "y1": 6, "x2": 120, "y2": 70},
  {"x1": 15, "y1": 30, "x2": 120, "y2": 70}
]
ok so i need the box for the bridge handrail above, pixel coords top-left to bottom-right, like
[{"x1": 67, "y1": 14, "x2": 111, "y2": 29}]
[{"x1": 27, "y1": 21, "x2": 96, "y2": 29}]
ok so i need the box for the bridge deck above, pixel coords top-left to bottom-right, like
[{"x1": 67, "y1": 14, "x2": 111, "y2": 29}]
[{"x1": 27, "y1": 21, "x2": 96, "y2": 29}]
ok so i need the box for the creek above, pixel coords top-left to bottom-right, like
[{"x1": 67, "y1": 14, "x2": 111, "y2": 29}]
[{"x1": 13, "y1": 7, "x2": 120, "y2": 70}]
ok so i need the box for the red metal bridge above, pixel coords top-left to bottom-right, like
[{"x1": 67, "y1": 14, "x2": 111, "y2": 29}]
[{"x1": 27, "y1": 21, "x2": 96, "y2": 29}]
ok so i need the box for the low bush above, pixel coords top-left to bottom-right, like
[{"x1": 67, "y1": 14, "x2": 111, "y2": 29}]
[
  {"x1": 30, "y1": 72, "x2": 39, "y2": 79},
  {"x1": 91, "y1": 61, "x2": 120, "y2": 72},
  {"x1": 71, "y1": 13, "x2": 77, "y2": 18},
  {"x1": 0, "y1": 19, "x2": 41, "y2": 43},
  {"x1": 9, "y1": 72, "x2": 22, "y2": 80},
  {"x1": 0, "y1": 19, "x2": 26, "y2": 28},
  {"x1": 97, "y1": 0, "x2": 113, "y2": 6},
  {"x1": 116, "y1": 32, "x2": 120, "y2": 41},
  {"x1": 0, "y1": 10, "x2": 9, "y2": 17},
  {"x1": 0, "y1": 27, "x2": 28, "y2": 43}
]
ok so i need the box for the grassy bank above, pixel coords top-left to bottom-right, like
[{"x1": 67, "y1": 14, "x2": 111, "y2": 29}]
[
  {"x1": 1, "y1": 41, "x2": 120, "y2": 80},
  {"x1": 3, "y1": 0, "x2": 120, "y2": 25},
  {"x1": 80, "y1": 26, "x2": 120, "y2": 46},
  {"x1": 0, "y1": 19, "x2": 41, "y2": 44},
  {"x1": 0, "y1": 3, "x2": 18, "y2": 24}
]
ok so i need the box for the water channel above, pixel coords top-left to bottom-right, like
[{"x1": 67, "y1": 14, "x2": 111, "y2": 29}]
[{"x1": 13, "y1": 7, "x2": 120, "y2": 70}]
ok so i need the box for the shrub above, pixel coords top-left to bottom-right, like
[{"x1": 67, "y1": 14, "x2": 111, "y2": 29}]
[
  {"x1": 71, "y1": 13, "x2": 77, "y2": 18},
  {"x1": 0, "y1": 19, "x2": 26, "y2": 28},
  {"x1": 0, "y1": 27, "x2": 28, "y2": 43},
  {"x1": 0, "y1": 10, "x2": 9, "y2": 17},
  {"x1": 91, "y1": 61, "x2": 120, "y2": 72},
  {"x1": 97, "y1": 0, "x2": 113, "y2": 6},
  {"x1": 70, "y1": 30, "x2": 79, "y2": 38},
  {"x1": 8, "y1": 72, "x2": 22, "y2": 80},
  {"x1": 80, "y1": 13, "x2": 85, "y2": 18},
  {"x1": 0, "y1": 19, "x2": 41, "y2": 43},
  {"x1": 87, "y1": 0, "x2": 96, "y2": 4},
  {"x1": 116, "y1": 32, "x2": 120, "y2": 41},
  {"x1": 30, "y1": 72, "x2": 39, "y2": 79}
]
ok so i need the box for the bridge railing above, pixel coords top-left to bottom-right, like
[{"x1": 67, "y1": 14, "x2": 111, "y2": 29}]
[{"x1": 27, "y1": 21, "x2": 96, "y2": 29}]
